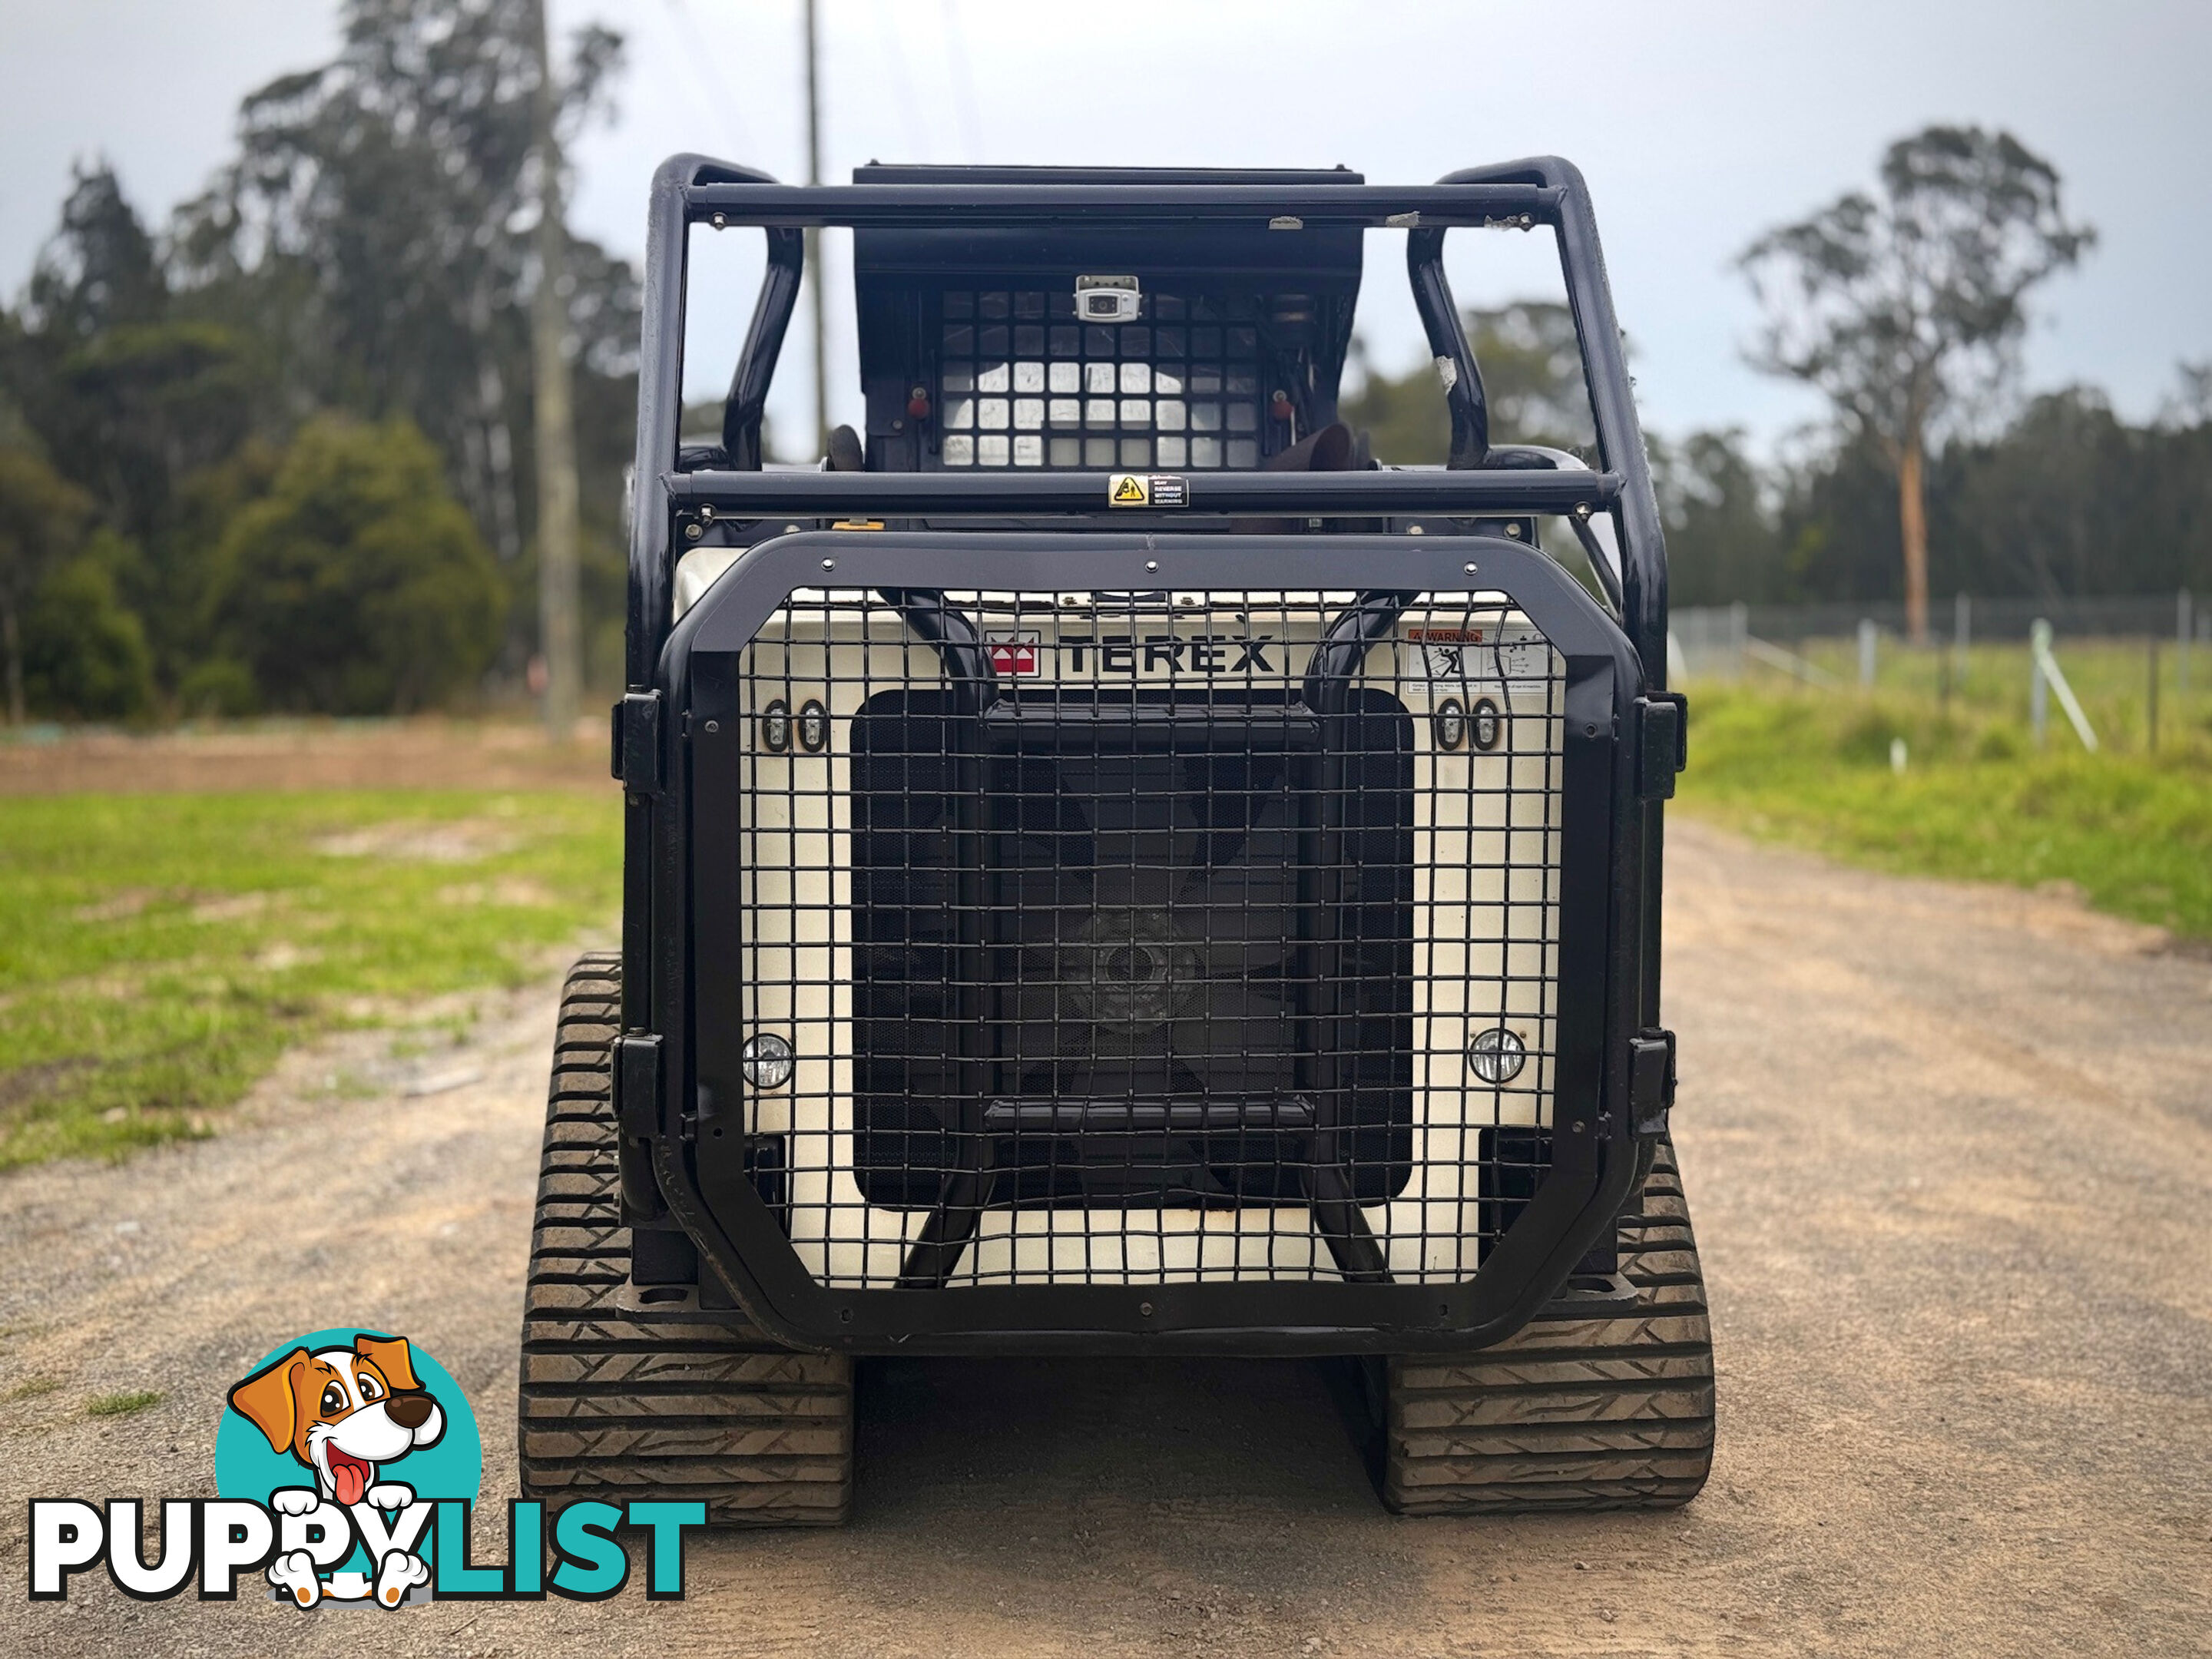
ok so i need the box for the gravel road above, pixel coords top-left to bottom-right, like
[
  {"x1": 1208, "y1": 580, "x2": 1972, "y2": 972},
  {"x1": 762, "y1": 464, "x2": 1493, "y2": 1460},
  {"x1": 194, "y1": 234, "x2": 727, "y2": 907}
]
[{"x1": 3, "y1": 819, "x2": 2207, "y2": 1657}]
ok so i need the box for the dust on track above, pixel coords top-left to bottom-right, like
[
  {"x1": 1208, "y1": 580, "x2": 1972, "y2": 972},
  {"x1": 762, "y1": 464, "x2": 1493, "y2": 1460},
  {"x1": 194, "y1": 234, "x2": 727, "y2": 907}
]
[{"x1": 2, "y1": 819, "x2": 2207, "y2": 1657}]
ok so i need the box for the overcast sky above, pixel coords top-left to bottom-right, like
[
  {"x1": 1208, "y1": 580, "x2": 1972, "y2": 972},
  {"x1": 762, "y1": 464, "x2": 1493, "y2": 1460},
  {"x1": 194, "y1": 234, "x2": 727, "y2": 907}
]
[{"x1": 5, "y1": 0, "x2": 2207, "y2": 457}]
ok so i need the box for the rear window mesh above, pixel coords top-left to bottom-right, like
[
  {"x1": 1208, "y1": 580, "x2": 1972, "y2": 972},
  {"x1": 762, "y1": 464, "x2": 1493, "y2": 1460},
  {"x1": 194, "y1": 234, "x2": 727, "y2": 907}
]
[{"x1": 935, "y1": 289, "x2": 1268, "y2": 469}]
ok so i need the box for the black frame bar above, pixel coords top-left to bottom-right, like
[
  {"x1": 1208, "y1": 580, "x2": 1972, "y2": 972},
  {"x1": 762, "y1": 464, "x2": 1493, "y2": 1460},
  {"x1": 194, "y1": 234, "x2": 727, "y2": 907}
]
[
  {"x1": 641, "y1": 531, "x2": 1644, "y2": 1356},
  {"x1": 615, "y1": 157, "x2": 1675, "y2": 1353},
  {"x1": 625, "y1": 155, "x2": 1671, "y2": 691}
]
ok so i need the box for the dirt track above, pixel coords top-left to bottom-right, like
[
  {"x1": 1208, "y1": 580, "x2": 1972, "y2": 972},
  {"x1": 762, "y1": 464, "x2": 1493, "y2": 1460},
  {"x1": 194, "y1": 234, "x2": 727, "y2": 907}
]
[{"x1": 3, "y1": 818, "x2": 2208, "y2": 1657}]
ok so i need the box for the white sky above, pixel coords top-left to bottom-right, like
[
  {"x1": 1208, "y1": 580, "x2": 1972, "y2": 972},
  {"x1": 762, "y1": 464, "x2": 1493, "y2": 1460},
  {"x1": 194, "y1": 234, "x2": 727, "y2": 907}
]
[{"x1": 5, "y1": 0, "x2": 2207, "y2": 459}]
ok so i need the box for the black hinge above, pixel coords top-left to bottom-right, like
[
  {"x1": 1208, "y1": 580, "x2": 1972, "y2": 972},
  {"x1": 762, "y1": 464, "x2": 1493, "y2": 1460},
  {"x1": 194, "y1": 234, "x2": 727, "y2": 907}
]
[
  {"x1": 613, "y1": 692, "x2": 664, "y2": 795},
  {"x1": 615, "y1": 1032, "x2": 663, "y2": 1138},
  {"x1": 1628, "y1": 1028, "x2": 1677, "y2": 1137},
  {"x1": 1635, "y1": 693, "x2": 1688, "y2": 800}
]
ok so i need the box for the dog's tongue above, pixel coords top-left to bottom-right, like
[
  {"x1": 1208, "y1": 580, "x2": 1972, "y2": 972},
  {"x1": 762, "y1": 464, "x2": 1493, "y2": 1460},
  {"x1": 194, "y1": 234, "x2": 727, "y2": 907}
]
[{"x1": 330, "y1": 1452, "x2": 369, "y2": 1507}]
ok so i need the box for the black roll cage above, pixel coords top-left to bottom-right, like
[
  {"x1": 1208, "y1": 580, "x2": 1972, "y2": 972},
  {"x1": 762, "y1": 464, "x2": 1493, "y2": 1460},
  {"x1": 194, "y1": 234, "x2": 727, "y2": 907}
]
[{"x1": 614, "y1": 157, "x2": 1676, "y2": 1355}]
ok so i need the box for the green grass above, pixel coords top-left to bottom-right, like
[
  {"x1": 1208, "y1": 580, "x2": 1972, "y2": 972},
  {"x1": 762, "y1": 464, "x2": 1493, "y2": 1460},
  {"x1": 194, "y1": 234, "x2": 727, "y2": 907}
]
[
  {"x1": 1679, "y1": 677, "x2": 2212, "y2": 940},
  {"x1": 0, "y1": 790, "x2": 619, "y2": 1169},
  {"x1": 85, "y1": 1389, "x2": 163, "y2": 1418},
  {"x1": 1775, "y1": 636, "x2": 2210, "y2": 752}
]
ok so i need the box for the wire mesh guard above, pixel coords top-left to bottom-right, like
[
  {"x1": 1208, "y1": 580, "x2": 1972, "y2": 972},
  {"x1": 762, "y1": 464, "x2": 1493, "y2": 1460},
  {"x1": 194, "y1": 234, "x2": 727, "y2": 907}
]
[
  {"x1": 725, "y1": 589, "x2": 1565, "y2": 1289},
  {"x1": 934, "y1": 287, "x2": 1269, "y2": 471}
]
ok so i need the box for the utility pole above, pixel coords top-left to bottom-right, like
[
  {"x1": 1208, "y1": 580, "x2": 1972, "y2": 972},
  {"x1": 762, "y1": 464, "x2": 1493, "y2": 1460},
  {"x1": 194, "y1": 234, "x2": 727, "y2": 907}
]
[
  {"x1": 804, "y1": 0, "x2": 828, "y2": 457},
  {"x1": 531, "y1": 0, "x2": 582, "y2": 741}
]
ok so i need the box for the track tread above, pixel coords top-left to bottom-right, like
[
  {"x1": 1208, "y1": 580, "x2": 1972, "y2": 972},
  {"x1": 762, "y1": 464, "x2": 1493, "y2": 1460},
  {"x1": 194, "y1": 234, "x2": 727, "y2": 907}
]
[
  {"x1": 516, "y1": 954, "x2": 853, "y2": 1527},
  {"x1": 1381, "y1": 1138, "x2": 1716, "y2": 1515}
]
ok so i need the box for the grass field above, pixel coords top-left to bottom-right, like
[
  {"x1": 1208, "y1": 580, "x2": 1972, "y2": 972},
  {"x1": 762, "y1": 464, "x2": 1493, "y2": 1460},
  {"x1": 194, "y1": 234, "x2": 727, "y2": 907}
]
[
  {"x1": 1679, "y1": 657, "x2": 2212, "y2": 942},
  {"x1": 1771, "y1": 634, "x2": 2210, "y2": 753},
  {"x1": 0, "y1": 789, "x2": 619, "y2": 1169}
]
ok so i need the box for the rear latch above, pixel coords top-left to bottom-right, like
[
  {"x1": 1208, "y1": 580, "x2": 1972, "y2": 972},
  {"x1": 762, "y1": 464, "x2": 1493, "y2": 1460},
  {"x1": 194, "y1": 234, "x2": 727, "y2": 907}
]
[
  {"x1": 1628, "y1": 1028, "x2": 1677, "y2": 1137},
  {"x1": 612, "y1": 691, "x2": 664, "y2": 795},
  {"x1": 614, "y1": 1032, "x2": 663, "y2": 1138},
  {"x1": 1634, "y1": 692, "x2": 1688, "y2": 800}
]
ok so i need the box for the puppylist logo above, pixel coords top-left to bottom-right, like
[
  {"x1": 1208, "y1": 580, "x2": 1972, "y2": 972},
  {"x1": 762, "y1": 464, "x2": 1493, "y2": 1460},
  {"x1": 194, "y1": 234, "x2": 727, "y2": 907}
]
[{"x1": 28, "y1": 1327, "x2": 704, "y2": 1608}]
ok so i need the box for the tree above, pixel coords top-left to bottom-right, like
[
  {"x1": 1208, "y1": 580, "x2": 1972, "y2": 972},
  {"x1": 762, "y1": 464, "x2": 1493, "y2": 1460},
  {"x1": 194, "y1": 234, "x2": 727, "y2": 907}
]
[
  {"x1": 5, "y1": 165, "x2": 264, "y2": 690},
  {"x1": 1342, "y1": 302, "x2": 1594, "y2": 465},
  {"x1": 1740, "y1": 125, "x2": 2093, "y2": 641},
  {"x1": 206, "y1": 416, "x2": 504, "y2": 714},
  {"x1": 22, "y1": 534, "x2": 156, "y2": 721},
  {"x1": 0, "y1": 444, "x2": 96, "y2": 723},
  {"x1": 172, "y1": 1, "x2": 632, "y2": 609},
  {"x1": 1649, "y1": 429, "x2": 1783, "y2": 606}
]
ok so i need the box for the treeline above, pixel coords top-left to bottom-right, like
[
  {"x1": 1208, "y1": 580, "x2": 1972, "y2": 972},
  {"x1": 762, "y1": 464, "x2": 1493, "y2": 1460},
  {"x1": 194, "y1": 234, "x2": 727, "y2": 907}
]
[
  {"x1": 0, "y1": 0, "x2": 637, "y2": 724},
  {"x1": 1342, "y1": 303, "x2": 2212, "y2": 608}
]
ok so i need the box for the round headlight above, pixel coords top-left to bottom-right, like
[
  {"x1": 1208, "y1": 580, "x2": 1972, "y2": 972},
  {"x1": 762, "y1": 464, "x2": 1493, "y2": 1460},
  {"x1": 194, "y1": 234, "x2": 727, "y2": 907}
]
[
  {"x1": 741, "y1": 1032, "x2": 796, "y2": 1090},
  {"x1": 1466, "y1": 1027, "x2": 1527, "y2": 1086}
]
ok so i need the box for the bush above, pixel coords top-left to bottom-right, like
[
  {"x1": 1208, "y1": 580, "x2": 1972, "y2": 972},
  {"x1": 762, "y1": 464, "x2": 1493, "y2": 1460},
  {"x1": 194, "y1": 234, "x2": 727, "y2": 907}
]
[
  {"x1": 207, "y1": 416, "x2": 503, "y2": 714},
  {"x1": 175, "y1": 657, "x2": 258, "y2": 718},
  {"x1": 22, "y1": 539, "x2": 155, "y2": 720}
]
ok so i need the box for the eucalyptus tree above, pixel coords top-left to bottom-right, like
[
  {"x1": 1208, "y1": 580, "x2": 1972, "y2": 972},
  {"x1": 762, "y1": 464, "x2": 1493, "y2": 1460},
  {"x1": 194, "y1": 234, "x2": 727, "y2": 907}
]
[
  {"x1": 172, "y1": 0, "x2": 633, "y2": 594},
  {"x1": 1740, "y1": 126, "x2": 2092, "y2": 641}
]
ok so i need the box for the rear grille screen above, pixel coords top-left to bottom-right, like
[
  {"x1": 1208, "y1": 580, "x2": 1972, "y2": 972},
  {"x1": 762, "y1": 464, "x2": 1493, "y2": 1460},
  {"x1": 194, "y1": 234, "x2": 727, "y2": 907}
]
[
  {"x1": 850, "y1": 687, "x2": 1412, "y2": 1209},
  {"x1": 935, "y1": 288, "x2": 1267, "y2": 470},
  {"x1": 722, "y1": 591, "x2": 1566, "y2": 1289}
]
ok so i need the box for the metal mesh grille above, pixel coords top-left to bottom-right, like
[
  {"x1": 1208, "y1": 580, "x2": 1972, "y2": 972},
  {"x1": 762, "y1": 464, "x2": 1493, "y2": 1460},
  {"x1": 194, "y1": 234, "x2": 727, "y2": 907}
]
[
  {"x1": 934, "y1": 287, "x2": 1268, "y2": 470},
  {"x1": 726, "y1": 589, "x2": 1565, "y2": 1289}
]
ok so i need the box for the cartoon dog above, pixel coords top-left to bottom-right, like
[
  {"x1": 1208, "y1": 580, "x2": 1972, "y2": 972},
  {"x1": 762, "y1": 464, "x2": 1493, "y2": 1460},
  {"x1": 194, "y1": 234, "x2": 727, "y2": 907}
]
[
  {"x1": 229, "y1": 1334, "x2": 447, "y2": 1606},
  {"x1": 229, "y1": 1333, "x2": 446, "y2": 1512}
]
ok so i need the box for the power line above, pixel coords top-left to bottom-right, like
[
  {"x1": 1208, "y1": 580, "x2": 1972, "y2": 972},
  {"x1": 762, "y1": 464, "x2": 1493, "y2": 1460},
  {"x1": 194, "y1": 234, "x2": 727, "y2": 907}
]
[
  {"x1": 937, "y1": 0, "x2": 983, "y2": 163},
  {"x1": 868, "y1": 0, "x2": 931, "y2": 161},
  {"x1": 658, "y1": 0, "x2": 757, "y2": 159}
]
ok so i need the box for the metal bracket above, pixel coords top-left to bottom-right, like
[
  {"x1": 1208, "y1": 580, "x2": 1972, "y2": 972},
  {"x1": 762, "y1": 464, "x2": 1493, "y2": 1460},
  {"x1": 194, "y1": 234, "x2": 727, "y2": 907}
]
[
  {"x1": 1634, "y1": 692, "x2": 1687, "y2": 800},
  {"x1": 615, "y1": 691, "x2": 664, "y2": 795},
  {"x1": 1628, "y1": 1028, "x2": 1676, "y2": 1137},
  {"x1": 616, "y1": 1032, "x2": 664, "y2": 1138}
]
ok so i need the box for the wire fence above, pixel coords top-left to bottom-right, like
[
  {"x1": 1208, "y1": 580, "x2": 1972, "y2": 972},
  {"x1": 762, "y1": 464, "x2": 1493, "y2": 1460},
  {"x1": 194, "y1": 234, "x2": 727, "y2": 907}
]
[
  {"x1": 1674, "y1": 592, "x2": 2204, "y2": 675},
  {"x1": 1672, "y1": 592, "x2": 2209, "y2": 753}
]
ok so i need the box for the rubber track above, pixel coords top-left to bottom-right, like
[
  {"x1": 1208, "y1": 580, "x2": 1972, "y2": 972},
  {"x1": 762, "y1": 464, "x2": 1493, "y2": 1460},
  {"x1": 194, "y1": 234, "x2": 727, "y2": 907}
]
[
  {"x1": 1381, "y1": 1138, "x2": 1716, "y2": 1514},
  {"x1": 516, "y1": 954, "x2": 854, "y2": 1525}
]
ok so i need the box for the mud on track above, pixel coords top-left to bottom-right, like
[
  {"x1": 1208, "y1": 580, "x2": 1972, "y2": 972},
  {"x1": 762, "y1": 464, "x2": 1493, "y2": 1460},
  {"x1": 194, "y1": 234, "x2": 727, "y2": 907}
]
[{"x1": 2, "y1": 820, "x2": 2208, "y2": 1657}]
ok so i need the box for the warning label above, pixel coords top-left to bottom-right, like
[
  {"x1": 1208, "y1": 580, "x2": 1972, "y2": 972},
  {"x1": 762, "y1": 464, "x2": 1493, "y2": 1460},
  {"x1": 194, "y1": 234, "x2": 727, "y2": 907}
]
[
  {"x1": 1106, "y1": 473, "x2": 1189, "y2": 508},
  {"x1": 1408, "y1": 623, "x2": 1551, "y2": 689}
]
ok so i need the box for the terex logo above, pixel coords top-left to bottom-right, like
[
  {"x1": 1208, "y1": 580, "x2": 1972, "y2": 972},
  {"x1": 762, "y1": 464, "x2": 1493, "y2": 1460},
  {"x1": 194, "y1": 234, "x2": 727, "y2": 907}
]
[
  {"x1": 983, "y1": 632, "x2": 1278, "y2": 677},
  {"x1": 1066, "y1": 634, "x2": 1278, "y2": 675},
  {"x1": 985, "y1": 631, "x2": 1041, "y2": 676}
]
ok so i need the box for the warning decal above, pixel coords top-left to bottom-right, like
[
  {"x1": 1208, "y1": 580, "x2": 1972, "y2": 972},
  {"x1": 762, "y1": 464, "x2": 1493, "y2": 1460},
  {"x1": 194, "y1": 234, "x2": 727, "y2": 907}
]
[
  {"x1": 1108, "y1": 473, "x2": 1149, "y2": 506},
  {"x1": 1408, "y1": 623, "x2": 1551, "y2": 689}
]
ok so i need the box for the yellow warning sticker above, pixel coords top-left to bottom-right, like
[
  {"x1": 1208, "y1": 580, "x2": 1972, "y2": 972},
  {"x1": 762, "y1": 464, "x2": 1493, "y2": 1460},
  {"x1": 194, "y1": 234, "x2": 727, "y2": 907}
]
[{"x1": 1108, "y1": 473, "x2": 1149, "y2": 506}]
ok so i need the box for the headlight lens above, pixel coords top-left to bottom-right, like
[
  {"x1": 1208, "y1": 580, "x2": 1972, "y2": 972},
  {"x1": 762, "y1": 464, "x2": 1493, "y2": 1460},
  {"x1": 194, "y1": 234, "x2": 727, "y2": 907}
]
[
  {"x1": 1466, "y1": 1027, "x2": 1527, "y2": 1085},
  {"x1": 741, "y1": 1032, "x2": 796, "y2": 1090}
]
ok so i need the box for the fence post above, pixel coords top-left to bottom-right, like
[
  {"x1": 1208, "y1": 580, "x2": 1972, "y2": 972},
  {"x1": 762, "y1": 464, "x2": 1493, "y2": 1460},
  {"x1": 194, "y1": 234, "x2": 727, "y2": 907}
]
[
  {"x1": 1858, "y1": 618, "x2": 1877, "y2": 689},
  {"x1": 2030, "y1": 618, "x2": 2098, "y2": 752},
  {"x1": 1729, "y1": 600, "x2": 1749, "y2": 681},
  {"x1": 2148, "y1": 637, "x2": 2160, "y2": 751},
  {"x1": 2181, "y1": 589, "x2": 2194, "y2": 697},
  {"x1": 2031, "y1": 618, "x2": 2051, "y2": 749},
  {"x1": 1954, "y1": 592, "x2": 1971, "y2": 685}
]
